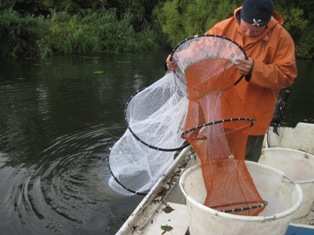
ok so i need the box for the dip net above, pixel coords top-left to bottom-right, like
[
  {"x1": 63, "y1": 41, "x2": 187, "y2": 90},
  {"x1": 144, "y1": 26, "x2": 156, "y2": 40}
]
[
  {"x1": 108, "y1": 35, "x2": 266, "y2": 215},
  {"x1": 108, "y1": 71, "x2": 188, "y2": 195}
]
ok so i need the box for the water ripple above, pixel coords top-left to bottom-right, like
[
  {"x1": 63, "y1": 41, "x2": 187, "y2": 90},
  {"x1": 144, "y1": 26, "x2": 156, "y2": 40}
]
[{"x1": 0, "y1": 125, "x2": 140, "y2": 235}]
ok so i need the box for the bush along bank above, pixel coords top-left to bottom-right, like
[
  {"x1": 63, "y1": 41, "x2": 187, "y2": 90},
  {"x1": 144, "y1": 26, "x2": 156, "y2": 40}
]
[
  {"x1": 2, "y1": 0, "x2": 314, "y2": 60},
  {"x1": 0, "y1": 9, "x2": 159, "y2": 60}
]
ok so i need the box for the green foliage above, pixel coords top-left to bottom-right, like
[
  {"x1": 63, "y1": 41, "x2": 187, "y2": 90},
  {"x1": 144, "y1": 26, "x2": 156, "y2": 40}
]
[
  {"x1": 2, "y1": 0, "x2": 314, "y2": 59},
  {"x1": 155, "y1": 0, "x2": 314, "y2": 58},
  {"x1": 0, "y1": 8, "x2": 158, "y2": 59},
  {"x1": 155, "y1": 0, "x2": 239, "y2": 46},
  {"x1": 0, "y1": 9, "x2": 48, "y2": 59},
  {"x1": 274, "y1": 3, "x2": 307, "y2": 40},
  {"x1": 274, "y1": 2, "x2": 314, "y2": 59},
  {"x1": 39, "y1": 10, "x2": 157, "y2": 56},
  {"x1": 0, "y1": 0, "x2": 16, "y2": 9},
  {"x1": 296, "y1": 25, "x2": 314, "y2": 59},
  {"x1": 0, "y1": 0, "x2": 161, "y2": 60},
  {"x1": 11, "y1": 0, "x2": 162, "y2": 31}
]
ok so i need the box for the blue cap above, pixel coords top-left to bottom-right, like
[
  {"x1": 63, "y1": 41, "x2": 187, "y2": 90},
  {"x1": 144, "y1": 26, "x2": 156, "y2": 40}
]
[{"x1": 241, "y1": 0, "x2": 273, "y2": 27}]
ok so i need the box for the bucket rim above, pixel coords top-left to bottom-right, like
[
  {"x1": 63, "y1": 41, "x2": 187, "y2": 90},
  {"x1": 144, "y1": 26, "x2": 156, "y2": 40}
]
[
  {"x1": 179, "y1": 161, "x2": 303, "y2": 222},
  {"x1": 262, "y1": 147, "x2": 314, "y2": 158},
  {"x1": 261, "y1": 147, "x2": 314, "y2": 184}
]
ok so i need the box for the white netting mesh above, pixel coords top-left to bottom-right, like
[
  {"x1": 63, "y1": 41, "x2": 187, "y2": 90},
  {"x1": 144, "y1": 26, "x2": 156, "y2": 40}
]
[
  {"x1": 172, "y1": 36, "x2": 245, "y2": 72},
  {"x1": 108, "y1": 35, "x2": 247, "y2": 195},
  {"x1": 108, "y1": 73, "x2": 188, "y2": 195}
]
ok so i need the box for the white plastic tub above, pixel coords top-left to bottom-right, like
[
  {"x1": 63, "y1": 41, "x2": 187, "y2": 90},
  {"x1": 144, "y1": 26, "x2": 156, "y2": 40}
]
[
  {"x1": 259, "y1": 147, "x2": 314, "y2": 218},
  {"x1": 179, "y1": 161, "x2": 302, "y2": 235}
]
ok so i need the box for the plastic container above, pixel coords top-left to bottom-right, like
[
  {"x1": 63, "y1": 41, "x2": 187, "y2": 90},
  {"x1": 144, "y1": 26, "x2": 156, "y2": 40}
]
[
  {"x1": 179, "y1": 161, "x2": 303, "y2": 235},
  {"x1": 260, "y1": 147, "x2": 314, "y2": 218}
]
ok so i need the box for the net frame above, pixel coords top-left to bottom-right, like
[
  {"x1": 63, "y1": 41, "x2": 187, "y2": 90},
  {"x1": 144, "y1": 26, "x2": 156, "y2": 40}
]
[
  {"x1": 107, "y1": 154, "x2": 147, "y2": 196},
  {"x1": 125, "y1": 34, "x2": 248, "y2": 152},
  {"x1": 170, "y1": 34, "x2": 248, "y2": 89},
  {"x1": 125, "y1": 92, "x2": 189, "y2": 152},
  {"x1": 108, "y1": 35, "x2": 257, "y2": 196},
  {"x1": 214, "y1": 200, "x2": 268, "y2": 214}
]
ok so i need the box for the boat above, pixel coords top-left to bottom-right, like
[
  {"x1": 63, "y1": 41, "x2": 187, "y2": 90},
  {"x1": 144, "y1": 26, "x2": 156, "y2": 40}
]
[{"x1": 116, "y1": 122, "x2": 314, "y2": 235}]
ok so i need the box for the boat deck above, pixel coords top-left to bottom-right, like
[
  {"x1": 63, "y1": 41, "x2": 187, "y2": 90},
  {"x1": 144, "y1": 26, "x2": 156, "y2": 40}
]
[
  {"x1": 141, "y1": 202, "x2": 188, "y2": 235},
  {"x1": 118, "y1": 152, "x2": 314, "y2": 235},
  {"x1": 117, "y1": 123, "x2": 314, "y2": 235},
  {"x1": 139, "y1": 180, "x2": 314, "y2": 235},
  {"x1": 140, "y1": 201, "x2": 314, "y2": 235}
]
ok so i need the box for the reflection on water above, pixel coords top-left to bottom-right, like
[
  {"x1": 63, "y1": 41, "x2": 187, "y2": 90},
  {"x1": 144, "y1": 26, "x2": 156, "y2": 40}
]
[
  {"x1": 0, "y1": 54, "x2": 313, "y2": 235},
  {"x1": 0, "y1": 53, "x2": 165, "y2": 235}
]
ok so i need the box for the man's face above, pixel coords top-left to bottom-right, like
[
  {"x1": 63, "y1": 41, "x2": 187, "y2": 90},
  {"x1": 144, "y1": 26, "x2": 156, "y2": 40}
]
[{"x1": 239, "y1": 19, "x2": 267, "y2": 37}]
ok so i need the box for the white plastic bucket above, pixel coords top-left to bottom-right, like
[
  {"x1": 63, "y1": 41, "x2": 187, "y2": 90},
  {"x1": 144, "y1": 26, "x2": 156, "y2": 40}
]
[
  {"x1": 179, "y1": 161, "x2": 302, "y2": 235},
  {"x1": 259, "y1": 147, "x2": 314, "y2": 218}
]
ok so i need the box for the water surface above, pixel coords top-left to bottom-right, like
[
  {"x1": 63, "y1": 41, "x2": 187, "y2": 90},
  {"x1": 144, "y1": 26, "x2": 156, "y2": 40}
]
[{"x1": 0, "y1": 53, "x2": 165, "y2": 235}]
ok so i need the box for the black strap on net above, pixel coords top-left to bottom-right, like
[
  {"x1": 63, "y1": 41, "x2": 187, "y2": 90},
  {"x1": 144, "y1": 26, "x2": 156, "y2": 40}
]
[{"x1": 181, "y1": 117, "x2": 255, "y2": 140}]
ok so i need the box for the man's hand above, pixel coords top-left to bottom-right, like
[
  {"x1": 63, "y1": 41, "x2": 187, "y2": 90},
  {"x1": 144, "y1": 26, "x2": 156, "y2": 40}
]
[
  {"x1": 166, "y1": 55, "x2": 177, "y2": 71},
  {"x1": 235, "y1": 58, "x2": 254, "y2": 76}
]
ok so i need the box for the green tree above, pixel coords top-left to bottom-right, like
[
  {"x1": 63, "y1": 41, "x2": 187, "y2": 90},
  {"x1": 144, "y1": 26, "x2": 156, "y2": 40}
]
[
  {"x1": 155, "y1": 0, "x2": 240, "y2": 46},
  {"x1": 155, "y1": 0, "x2": 314, "y2": 58},
  {"x1": 0, "y1": 9, "x2": 48, "y2": 59}
]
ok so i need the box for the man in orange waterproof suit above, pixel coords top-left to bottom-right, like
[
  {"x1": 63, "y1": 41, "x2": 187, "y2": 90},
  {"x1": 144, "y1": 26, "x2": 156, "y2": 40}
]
[{"x1": 167, "y1": 0, "x2": 297, "y2": 161}]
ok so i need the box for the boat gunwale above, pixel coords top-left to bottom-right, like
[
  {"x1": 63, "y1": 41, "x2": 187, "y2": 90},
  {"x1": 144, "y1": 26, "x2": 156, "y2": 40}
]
[{"x1": 116, "y1": 146, "x2": 192, "y2": 235}]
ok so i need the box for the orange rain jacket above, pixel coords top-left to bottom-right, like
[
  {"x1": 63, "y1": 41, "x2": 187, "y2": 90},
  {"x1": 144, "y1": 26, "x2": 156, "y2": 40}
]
[{"x1": 206, "y1": 8, "x2": 297, "y2": 135}]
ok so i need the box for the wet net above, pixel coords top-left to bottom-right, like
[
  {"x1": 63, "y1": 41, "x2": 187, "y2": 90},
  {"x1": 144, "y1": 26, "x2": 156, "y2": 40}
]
[
  {"x1": 108, "y1": 35, "x2": 266, "y2": 215},
  {"x1": 108, "y1": 72, "x2": 189, "y2": 195},
  {"x1": 176, "y1": 35, "x2": 266, "y2": 215}
]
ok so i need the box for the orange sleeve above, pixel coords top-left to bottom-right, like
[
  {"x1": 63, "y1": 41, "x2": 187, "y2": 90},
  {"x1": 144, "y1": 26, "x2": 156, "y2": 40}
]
[
  {"x1": 205, "y1": 20, "x2": 226, "y2": 35},
  {"x1": 206, "y1": 26, "x2": 218, "y2": 35},
  {"x1": 249, "y1": 33, "x2": 297, "y2": 89}
]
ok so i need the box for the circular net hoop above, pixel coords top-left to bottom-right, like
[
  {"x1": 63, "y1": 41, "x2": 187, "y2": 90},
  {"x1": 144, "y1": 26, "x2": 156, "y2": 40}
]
[
  {"x1": 171, "y1": 35, "x2": 247, "y2": 92},
  {"x1": 181, "y1": 117, "x2": 255, "y2": 140},
  {"x1": 108, "y1": 35, "x2": 251, "y2": 196}
]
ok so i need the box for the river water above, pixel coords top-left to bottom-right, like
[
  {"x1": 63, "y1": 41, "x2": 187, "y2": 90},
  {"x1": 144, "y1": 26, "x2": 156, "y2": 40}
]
[{"x1": 0, "y1": 53, "x2": 313, "y2": 235}]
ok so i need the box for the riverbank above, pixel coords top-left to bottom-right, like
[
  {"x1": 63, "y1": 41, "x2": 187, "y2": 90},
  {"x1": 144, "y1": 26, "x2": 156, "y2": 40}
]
[
  {"x1": 0, "y1": 9, "x2": 159, "y2": 60},
  {"x1": 1, "y1": 1, "x2": 314, "y2": 60}
]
